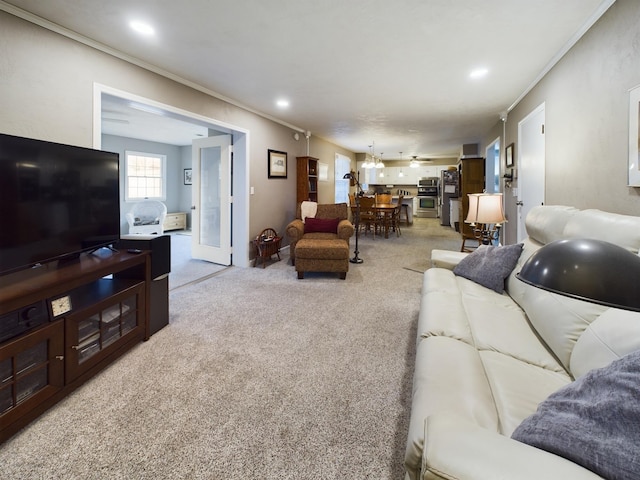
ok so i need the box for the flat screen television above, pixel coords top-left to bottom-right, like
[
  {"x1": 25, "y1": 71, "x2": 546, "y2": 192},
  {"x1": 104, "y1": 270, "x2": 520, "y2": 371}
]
[{"x1": 0, "y1": 133, "x2": 120, "y2": 276}]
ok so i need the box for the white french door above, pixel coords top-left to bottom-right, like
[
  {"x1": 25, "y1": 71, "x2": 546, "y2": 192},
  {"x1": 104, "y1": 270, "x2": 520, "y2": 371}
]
[{"x1": 191, "y1": 135, "x2": 232, "y2": 265}]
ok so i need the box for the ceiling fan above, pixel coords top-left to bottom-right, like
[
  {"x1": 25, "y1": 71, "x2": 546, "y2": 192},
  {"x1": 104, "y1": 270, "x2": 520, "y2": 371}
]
[{"x1": 409, "y1": 156, "x2": 432, "y2": 167}]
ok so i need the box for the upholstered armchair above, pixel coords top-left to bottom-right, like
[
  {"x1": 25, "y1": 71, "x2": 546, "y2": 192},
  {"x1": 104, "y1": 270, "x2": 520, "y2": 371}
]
[{"x1": 285, "y1": 202, "x2": 354, "y2": 279}]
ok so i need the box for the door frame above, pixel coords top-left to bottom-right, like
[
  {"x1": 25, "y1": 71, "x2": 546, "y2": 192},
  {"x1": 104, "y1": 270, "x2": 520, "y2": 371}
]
[{"x1": 92, "y1": 83, "x2": 251, "y2": 268}]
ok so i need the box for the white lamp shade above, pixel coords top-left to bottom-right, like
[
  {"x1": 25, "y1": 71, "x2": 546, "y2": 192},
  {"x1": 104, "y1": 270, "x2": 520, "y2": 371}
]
[{"x1": 465, "y1": 193, "x2": 506, "y2": 225}]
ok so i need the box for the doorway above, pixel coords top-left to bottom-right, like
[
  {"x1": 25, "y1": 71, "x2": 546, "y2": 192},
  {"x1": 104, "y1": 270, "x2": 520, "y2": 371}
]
[
  {"x1": 191, "y1": 135, "x2": 232, "y2": 265},
  {"x1": 484, "y1": 137, "x2": 501, "y2": 193},
  {"x1": 93, "y1": 84, "x2": 251, "y2": 268},
  {"x1": 517, "y1": 103, "x2": 546, "y2": 242}
]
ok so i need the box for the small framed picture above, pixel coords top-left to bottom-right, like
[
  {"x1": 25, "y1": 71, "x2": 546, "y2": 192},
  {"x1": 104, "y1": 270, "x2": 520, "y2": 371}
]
[
  {"x1": 268, "y1": 149, "x2": 287, "y2": 178},
  {"x1": 505, "y1": 143, "x2": 515, "y2": 168},
  {"x1": 184, "y1": 168, "x2": 193, "y2": 185}
]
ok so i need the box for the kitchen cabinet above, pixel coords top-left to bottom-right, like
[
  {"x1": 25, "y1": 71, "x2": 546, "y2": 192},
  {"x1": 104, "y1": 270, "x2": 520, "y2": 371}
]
[
  {"x1": 360, "y1": 167, "x2": 380, "y2": 186},
  {"x1": 365, "y1": 166, "x2": 415, "y2": 185},
  {"x1": 417, "y1": 165, "x2": 438, "y2": 178}
]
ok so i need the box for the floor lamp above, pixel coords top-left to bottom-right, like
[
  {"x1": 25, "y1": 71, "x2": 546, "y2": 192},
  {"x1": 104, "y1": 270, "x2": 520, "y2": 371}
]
[{"x1": 343, "y1": 171, "x2": 363, "y2": 264}]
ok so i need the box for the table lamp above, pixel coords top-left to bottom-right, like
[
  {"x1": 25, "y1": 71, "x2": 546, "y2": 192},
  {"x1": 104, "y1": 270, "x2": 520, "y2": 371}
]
[
  {"x1": 343, "y1": 171, "x2": 363, "y2": 264},
  {"x1": 517, "y1": 238, "x2": 640, "y2": 311},
  {"x1": 465, "y1": 193, "x2": 507, "y2": 245}
]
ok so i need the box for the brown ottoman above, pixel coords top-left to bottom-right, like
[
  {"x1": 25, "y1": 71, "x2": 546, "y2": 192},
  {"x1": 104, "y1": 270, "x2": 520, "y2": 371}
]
[{"x1": 294, "y1": 238, "x2": 350, "y2": 279}]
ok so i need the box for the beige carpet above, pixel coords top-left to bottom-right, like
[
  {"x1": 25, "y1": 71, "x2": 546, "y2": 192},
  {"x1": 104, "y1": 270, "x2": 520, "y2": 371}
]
[
  {"x1": 168, "y1": 231, "x2": 229, "y2": 290},
  {"x1": 0, "y1": 218, "x2": 461, "y2": 480}
]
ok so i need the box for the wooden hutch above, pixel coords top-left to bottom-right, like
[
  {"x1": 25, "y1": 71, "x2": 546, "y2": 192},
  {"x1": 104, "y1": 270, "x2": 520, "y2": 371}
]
[{"x1": 296, "y1": 156, "x2": 319, "y2": 203}]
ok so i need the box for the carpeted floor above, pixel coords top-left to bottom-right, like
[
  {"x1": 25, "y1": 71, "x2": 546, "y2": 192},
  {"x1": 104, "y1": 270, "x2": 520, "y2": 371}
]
[
  {"x1": 0, "y1": 218, "x2": 461, "y2": 480},
  {"x1": 168, "y1": 232, "x2": 229, "y2": 290}
]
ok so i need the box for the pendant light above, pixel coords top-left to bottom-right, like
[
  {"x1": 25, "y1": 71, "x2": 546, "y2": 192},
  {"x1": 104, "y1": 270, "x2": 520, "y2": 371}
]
[
  {"x1": 398, "y1": 151, "x2": 404, "y2": 177},
  {"x1": 363, "y1": 143, "x2": 376, "y2": 169},
  {"x1": 410, "y1": 155, "x2": 419, "y2": 168}
]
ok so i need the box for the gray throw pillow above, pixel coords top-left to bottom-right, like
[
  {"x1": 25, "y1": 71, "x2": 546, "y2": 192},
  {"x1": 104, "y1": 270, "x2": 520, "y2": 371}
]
[
  {"x1": 512, "y1": 350, "x2": 640, "y2": 480},
  {"x1": 452, "y1": 243, "x2": 523, "y2": 293}
]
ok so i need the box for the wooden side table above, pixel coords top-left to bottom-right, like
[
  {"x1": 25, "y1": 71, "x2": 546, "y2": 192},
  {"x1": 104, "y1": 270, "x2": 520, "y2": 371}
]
[{"x1": 253, "y1": 228, "x2": 282, "y2": 268}]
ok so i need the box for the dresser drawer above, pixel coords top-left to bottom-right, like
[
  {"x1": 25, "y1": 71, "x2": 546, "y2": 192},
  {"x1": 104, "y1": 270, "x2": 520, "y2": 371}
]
[{"x1": 163, "y1": 212, "x2": 187, "y2": 231}]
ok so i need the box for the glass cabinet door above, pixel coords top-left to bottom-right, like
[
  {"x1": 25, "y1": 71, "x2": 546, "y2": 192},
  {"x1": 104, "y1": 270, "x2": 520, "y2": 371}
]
[
  {"x1": 66, "y1": 283, "x2": 143, "y2": 382},
  {"x1": 0, "y1": 321, "x2": 64, "y2": 418}
]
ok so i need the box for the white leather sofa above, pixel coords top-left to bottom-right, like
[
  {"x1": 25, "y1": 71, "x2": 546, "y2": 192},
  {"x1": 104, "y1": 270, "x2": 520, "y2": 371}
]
[{"x1": 405, "y1": 205, "x2": 640, "y2": 480}]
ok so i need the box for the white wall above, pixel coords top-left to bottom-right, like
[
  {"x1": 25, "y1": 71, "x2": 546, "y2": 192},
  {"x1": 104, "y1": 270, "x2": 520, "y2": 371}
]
[
  {"x1": 482, "y1": 0, "x2": 640, "y2": 243},
  {"x1": 0, "y1": 11, "x2": 353, "y2": 260}
]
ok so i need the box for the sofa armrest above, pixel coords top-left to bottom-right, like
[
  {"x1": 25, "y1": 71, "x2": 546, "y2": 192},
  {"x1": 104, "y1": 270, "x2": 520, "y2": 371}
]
[
  {"x1": 430, "y1": 249, "x2": 468, "y2": 270},
  {"x1": 286, "y1": 219, "x2": 304, "y2": 242},
  {"x1": 422, "y1": 414, "x2": 603, "y2": 480},
  {"x1": 337, "y1": 219, "x2": 355, "y2": 240}
]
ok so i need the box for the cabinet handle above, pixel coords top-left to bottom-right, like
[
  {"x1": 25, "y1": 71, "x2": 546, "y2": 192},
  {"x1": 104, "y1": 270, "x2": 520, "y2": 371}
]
[
  {"x1": 71, "y1": 345, "x2": 79, "y2": 350},
  {"x1": 56, "y1": 355, "x2": 64, "y2": 361}
]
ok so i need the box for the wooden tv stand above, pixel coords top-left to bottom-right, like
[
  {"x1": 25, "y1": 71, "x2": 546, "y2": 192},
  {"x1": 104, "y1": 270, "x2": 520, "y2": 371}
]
[{"x1": 0, "y1": 250, "x2": 151, "y2": 443}]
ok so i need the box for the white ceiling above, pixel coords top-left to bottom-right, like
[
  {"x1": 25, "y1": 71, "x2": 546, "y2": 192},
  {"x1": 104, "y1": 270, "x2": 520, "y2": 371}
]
[{"x1": 3, "y1": 0, "x2": 614, "y2": 159}]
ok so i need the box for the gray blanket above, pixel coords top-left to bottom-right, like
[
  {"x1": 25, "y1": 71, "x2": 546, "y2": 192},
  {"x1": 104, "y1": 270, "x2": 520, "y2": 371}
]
[{"x1": 512, "y1": 349, "x2": 640, "y2": 480}]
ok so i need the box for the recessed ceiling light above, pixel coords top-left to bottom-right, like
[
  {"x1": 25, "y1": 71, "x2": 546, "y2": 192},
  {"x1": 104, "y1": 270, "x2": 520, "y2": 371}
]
[
  {"x1": 276, "y1": 99, "x2": 290, "y2": 108},
  {"x1": 470, "y1": 68, "x2": 489, "y2": 79},
  {"x1": 130, "y1": 21, "x2": 155, "y2": 36}
]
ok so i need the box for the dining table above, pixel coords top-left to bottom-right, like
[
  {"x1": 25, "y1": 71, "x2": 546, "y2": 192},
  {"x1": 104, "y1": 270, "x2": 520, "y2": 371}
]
[{"x1": 351, "y1": 202, "x2": 398, "y2": 239}]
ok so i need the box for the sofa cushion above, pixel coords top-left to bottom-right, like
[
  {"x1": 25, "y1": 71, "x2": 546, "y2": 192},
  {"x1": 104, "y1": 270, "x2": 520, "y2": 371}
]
[
  {"x1": 453, "y1": 243, "x2": 523, "y2": 293},
  {"x1": 524, "y1": 205, "x2": 578, "y2": 246},
  {"x1": 417, "y1": 291, "x2": 473, "y2": 346},
  {"x1": 405, "y1": 336, "x2": 499, "y2": 480},
  {"x1": 512, "y1": 349, "x2": 640, "y2": 480},
  {"x1": 304, "y1": 216, "x2": 340, "y2": 234},
  {"x1": 563, "y1": 209, "x2": 640, "y2": 254},
  {"x1": 570, "y1": 309, "x2": 640, "y2": 378},
  {"x1": 479, "y1": 351, "x2": 571, "y2": 436},
  {"x1": 417, "y1": 269, "x2": 475, "y2": 346},
  {"x1": 461, "y1": 288, "x2": 567, "y2": 373},
  {"x1": 517, "y1": 285, "x2": 607, "y2": 373},
  {"x1": 424, "y1": 414, "x2": 604, "y2": 480}
]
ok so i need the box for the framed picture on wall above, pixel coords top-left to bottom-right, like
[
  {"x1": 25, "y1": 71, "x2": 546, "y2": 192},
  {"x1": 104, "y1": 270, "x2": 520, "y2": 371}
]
[
  {"x1": 505, "y1": 143, "x2": 515, "y2": 168},
  {"x1": 268, "y1": 149, "x2": 287, "y2": 178},
  {"x1": 184, "y1": 168, "x2": 193, "y2": 185}
]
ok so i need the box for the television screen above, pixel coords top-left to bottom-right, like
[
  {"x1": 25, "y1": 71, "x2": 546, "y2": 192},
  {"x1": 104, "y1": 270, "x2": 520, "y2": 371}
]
[{"x1": 0, "y1": 133, "x2": 120, "y2": 276}]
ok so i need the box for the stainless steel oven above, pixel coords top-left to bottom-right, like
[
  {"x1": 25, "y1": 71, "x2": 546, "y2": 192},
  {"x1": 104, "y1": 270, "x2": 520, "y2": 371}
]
[
  {"x1": 416, "y1": 195, "x2": 438, "y2": 217},
  {"x1": 416, "y1": 177, "x2": 439, "y2": 218},
  {"x1": 417, "y1": 185, "x2": 438, "y2": 196}
]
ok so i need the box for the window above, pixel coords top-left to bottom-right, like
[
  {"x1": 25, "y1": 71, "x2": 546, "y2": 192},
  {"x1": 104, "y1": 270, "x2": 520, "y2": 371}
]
[
  {"x1": 125, "y1": 151, "x2": 167, "y2": 201},
  {"x1": 334, "y1": 153, "x2": 351, "y2": 204}
]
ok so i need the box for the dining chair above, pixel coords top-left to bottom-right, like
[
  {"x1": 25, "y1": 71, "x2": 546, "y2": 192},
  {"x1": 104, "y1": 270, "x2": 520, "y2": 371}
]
[
  {"x1": 358, "y1": 196, "x2": 379, "y2": 238},
  {"x1": 375, "y1": 193, "x2": 392, "y2": 204},
  {"x1": 391, "y1": 195, "x2": 404, "y2": 236},
  {"x1": 348, "y1": 193, "x2": 356, "y2": 223},
  {"x1": 378, "y1": 195, "x2": 403, "y2": 238}
]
